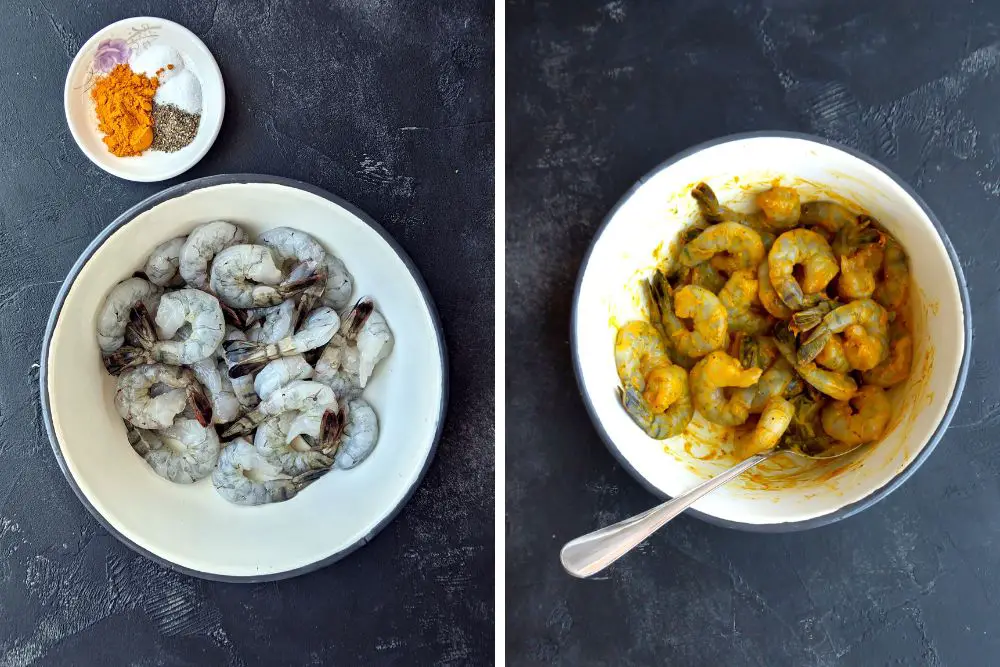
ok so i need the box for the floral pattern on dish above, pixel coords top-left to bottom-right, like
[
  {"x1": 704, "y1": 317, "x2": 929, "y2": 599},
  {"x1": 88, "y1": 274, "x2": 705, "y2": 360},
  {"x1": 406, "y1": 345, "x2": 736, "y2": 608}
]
[{"x1": 78, "y1": 23, "x2": 160, "y2": 91}]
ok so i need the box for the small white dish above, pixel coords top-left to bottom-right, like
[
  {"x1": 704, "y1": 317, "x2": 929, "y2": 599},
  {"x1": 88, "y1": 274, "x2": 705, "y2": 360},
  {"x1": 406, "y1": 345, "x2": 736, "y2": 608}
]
[
  {"x1": 64, "y1": 17, "x2": 224, "y2": 182},
  {"x1": 41, "y1": 176, "x2": 448, "y2": 580},
  {"x1": 572, "y1": 132, "x2": 971, "y2": 530}
]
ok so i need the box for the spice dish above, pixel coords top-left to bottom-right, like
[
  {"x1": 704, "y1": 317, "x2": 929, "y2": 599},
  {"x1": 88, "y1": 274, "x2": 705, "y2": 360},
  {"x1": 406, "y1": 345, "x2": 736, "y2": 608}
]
[{"x1": 64, "y1": 17, "x2": 224, "y2": 182}]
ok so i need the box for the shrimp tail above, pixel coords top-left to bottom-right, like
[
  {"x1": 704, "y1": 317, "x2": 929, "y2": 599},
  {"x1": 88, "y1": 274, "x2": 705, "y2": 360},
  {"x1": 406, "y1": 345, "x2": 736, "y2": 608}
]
[
  {"x1": 341, "y1": 297, "x2": 375, "y2": 337},
  {"x1": 276, "y1": 267, "x2": 326, "y2": 301},
  {"x1": 691, "y1": 182, "x2": 725, "y2": 222},
  {"x1": 317, "y1": 407, "x2": 346, "y2": 456},
  {"x1": 221, "y1": 303, "x2": 250, "y2": 329},
  {"x1": 293, "y1": 285, "x2": 325, "y2": 332},
  {"x1": 125, "y1": 302, "x2": 157, "y2": 351},
  {"x1": 292, "y1": 466, "x2": 332, "y2": 489},
  {"x1": 797, "y1": 328, "x2": 830, "y2": 365},
  {"x1": 791, "y1": 299, "x2": 838, "y2": 333},
  {"x1": 228, "y1": 359, "x2": 268, "y2": 379},
  {"x1": 187, "y1": 386, "x2": 214, "y2": 428},
  {"x1": 102, "y1": 346, "x2": 148, "y2": 375},
  {"x1": 220, "y1": 410, "x2": 266, "y2": 439},
  {"x1": 223, "y1": 340, "x2": 272, "y2": 368}
]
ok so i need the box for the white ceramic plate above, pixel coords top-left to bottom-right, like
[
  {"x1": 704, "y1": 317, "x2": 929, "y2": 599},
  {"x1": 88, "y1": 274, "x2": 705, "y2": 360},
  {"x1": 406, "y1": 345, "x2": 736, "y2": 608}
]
[
  {"x1": 64, "y1": 17, "x2": 224, "y2": 182},
  {"x1": 41, "y1": 176, "x2": 447, "y2": 580},
  {"x1": 573, "y1": 132, "x2": 971, "y2": 530}
]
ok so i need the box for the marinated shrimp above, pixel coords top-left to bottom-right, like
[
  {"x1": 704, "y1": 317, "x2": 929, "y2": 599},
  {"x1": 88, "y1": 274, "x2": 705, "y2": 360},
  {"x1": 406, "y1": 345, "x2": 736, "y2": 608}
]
[
  {"x1": 178, "y1": 221, "x2": 248, "y2": 289},
  {"x1": 768, "y1": 229, "x2": 839, "y2": 310},
  {"x1": 737, "y1": 396, "x2": 795, "y2": 458},
  {"x1": 798, "y1": 299, "x2": 889, "y2": 371},
  {"x1": 820, "y1": 386, "x2": 891, "y2": 446},
  {"x1": 613, "y1": 321, "x2": 693, "y2": 439},
  {"x1": 689, "y1": 351, "x2": 763, "y2": 426},
  {"x1": 862, "y1": 319, "x2": 912, "y2": 388},
  {"x1": 679, "y1": 222, "x2": 765, "y2": 273},
  {"x1": 718, "y1": 270, "x2": 770, "y2": 334},
  {"x1": 874, "y1": 236, "x2": 909, "y2": 312},
  {"x1": 128, "y1": 418, "x2": 220, "y2": 484},
  {"x1": 650, "y1": 274, "x2": 728, "y2": 358}
]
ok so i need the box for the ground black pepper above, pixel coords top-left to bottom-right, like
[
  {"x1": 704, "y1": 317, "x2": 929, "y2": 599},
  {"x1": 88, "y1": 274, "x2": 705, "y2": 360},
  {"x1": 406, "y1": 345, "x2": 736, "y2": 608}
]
[{"x1": 151, "y1": 103, "x2": 200, "y2": 152}]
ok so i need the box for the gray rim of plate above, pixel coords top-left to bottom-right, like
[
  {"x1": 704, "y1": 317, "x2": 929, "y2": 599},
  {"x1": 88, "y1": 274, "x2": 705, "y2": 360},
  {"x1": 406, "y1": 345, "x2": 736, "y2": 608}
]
[
  {"x1": 39, "y1": 173, "x2": 450, "y2": 581},
  {"x1": 570, "y1": 130, "x2": 972, "y2": 533}
]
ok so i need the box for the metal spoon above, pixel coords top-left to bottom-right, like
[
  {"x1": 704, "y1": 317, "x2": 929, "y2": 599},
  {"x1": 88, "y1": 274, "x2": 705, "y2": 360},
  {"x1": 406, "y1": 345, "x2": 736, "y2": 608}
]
[{"x1": 559, "y1": 440, "x2": 864, "y2": 578}]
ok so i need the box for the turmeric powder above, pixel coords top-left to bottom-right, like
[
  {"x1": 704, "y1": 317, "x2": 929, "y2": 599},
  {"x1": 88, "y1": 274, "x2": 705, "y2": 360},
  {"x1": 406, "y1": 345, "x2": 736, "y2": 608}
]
[{"x1": 90, "y1": 64, "x2": 159, "y2": 157}]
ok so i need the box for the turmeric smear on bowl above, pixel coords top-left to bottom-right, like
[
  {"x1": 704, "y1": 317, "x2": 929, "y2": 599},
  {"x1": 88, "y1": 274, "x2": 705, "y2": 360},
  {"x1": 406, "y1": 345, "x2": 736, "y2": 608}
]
[{"x1": 612, "y1": 179, "x2": 916, "y2": 490}]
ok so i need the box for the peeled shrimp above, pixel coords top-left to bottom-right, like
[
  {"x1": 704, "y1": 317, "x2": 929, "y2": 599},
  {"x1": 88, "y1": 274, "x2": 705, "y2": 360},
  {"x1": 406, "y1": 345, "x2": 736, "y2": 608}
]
[
  {"x1": 679, "y1": 222, "x2": 765, "y2": 273},
  {"x1": 737, "y1": 396, "x2": 795, "y2": 458},
  {"x1": 863, "y1": 320, "x2": 913, "y2": 388},
  {"x1": 190, "y1": 357, "x2": 241, "y2": 424},
  {"x1": 144, "y1": 236, "x2": 186, "y2": 287},
  {"x1": 768, "y1": 229, "x2": 839, "y2": 310},
  {"x1": 212, "y1": 438, "x2": 325, "y2": 506},
  {"x1": 150, "y1": 289, "x2": 225, "y2": 364},
  {"x1": 821, "y1": 385, "x2": 891, "y2": 446},
  {"x1": 732, "y1": 357, "x2": 800, "y2": 414},
  {"x1": 226, "y1": 306, "x2": 340, "y2": 375},
  {"x1": 757, "y1": 260, "x2": 792, "y2": 319},
  {"x1": 313, "y1": 367, "x2": 363, "y2": 402},
  {"x1": 799, "y1": 201, "x2": 857, "y2": 234},
  {"x1": 799, "y1": 299, "x2": 889, "y2": 371},
  {"x1": 815, "y1": 336, "x2": 852, "y2": 373},
  {"x1": 209, "y1": 244, "x2": 321, "y2": 309},
  {"x1": 252, "y1": 299, "x2": 296, "y2": 344},
  {"x1": 613, "y1": 321, "x2": 693, "y2": 438},
  {"x1": 874, "y1": 236, "x2": 909, "y2": 312},
  {"x1": 333, "y1": 399, "x2": 379, "y2": 469},
  {"x1": 255, "y1": 410, "x2": 336, "y2": 475},
  {"x1": 128, "y1": 418, "x2": 220, "y2": 483},
  {"x1": 322, "y1": 254, "x2": 354, "y2": 310},
  {"x1": 651, "y1": 276, "x2": 728, "y2": 358},
  {"x1": 179, "y1": 221, "x2": 248, "y2": 289},
  {"x1": 254, "y1": 355, "x2": 314, "y2": 401},
  {"x1": 96, "y1": 277, "x2": 161, "y2": 353},
  {"x1": 115, "y1": 363, "x2": 212, "y2": 429},
  {"x1": 221, "y1": 379, "x2": 336, "y2": 440},
  {"x1": 689, "y1": 350, "x2": 763, "y2": 426},
  {"x1": 773, "y1": 327, "x2": 857, "y2": 401},
  {"x1": 754, "y1": 187, "x2": 801, "y2": 231},
  {"x1": 718, "y1": 270, "x2": 770, "y2": 334}
]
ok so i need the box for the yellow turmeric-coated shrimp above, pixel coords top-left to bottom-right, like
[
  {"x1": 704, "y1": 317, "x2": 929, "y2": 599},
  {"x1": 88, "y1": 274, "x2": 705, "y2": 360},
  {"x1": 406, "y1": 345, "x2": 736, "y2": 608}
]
[
  {"x1": 874, "y1": 236, "x2": 910, "y2": 312},
  {"x1": 650, "y1": 273, "x2": 728, "y2": 358},
  {"x1": 757, "y1": 260, "x2": 792, "y2": 319},
  {"x1": 689, "y1": 350, "x2": 763, "y2": 426},
  {"x1": 820, "y1": 385, "x2": 891, "y2": 446},
  {"x1": 768, "y1": 229, "x2": 839, "y2": 310},
  {"x1": 737, "y1": 396, "x2": 796, "y2": 458},
  {"x1": 755, "y1": 187, "x2": 801, "y2": 231},
  {"x1": 718, "y1": 270, "x2": 771, "y2": 334},
  {"x1": 798, "y1": 299, "x2": 889, "y2": 371},
  {"x1": 862, "y1": 319, "x2": 913, "y2": 388},
  {"x1": 799, "y1": 200, "x2": 857, "y2": 234},
  {"x1": 679, "y1": 222, "x2": 765, "y2": 274}
]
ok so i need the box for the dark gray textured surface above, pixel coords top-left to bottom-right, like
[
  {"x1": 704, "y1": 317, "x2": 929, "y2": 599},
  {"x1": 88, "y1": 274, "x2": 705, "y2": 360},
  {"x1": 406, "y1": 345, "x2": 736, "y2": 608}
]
[
  {"x1": 1, "y1": 1, "x2": 493, "y2": 665},
  {"x1": 507, "y1": 1, "x2": 996, "y2": 665}
]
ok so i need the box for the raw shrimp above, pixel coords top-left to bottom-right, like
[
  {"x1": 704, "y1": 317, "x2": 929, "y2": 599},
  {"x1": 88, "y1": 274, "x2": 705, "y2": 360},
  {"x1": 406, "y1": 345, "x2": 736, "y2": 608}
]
[
  {"x1": 798, "y1": 299, "x2": 889, "y2": 371},
  {"x1": 815, "y1": 336, "x2": 851, "y2": 373},
  {"x1": 768, "y1": 229, "x2": 839, "y2": 310},
  {"x1": 209, "y1": 244, "x2": 321, "y2": 309},
  {"x1": 212, "y1": 438, "x2": 325, "y2": 506},
  {"x1": 255, "y1": 410, "x2": 337, "y2": 475},
  {"x1": 732, "y1": 357, "x2": 800, "y2": 414},
  {"x1": 313, "y1": 353, "x2": 363, "y2": 401},
  {"x1": 755, "y1": 187, "x2": 801, "y2": 231},
  {"x1": 128, "y1": 418, "x2": 220, "y2": 483},
  {"x1": 190, "y1": 357, "x2": 241, "y2": 424},
  {"x1": 258, "y1": 227, "x2": 326, "y2": 269},
  {"x1": 737, "y1": 396, "x2": 795, "y2": 458},
  {"x1": 178, "y1": 221, "x2": 248, "y2": 289},
  {"x1": 220, "y1": 327, "x2": 259, "y2": 409},
  {"x1": 821, "y1": 385, "x2": 891, "y2": 446},
  {"x1": 689, "y1": 350, "x2": 763, "y2": 426},
  {"x1": 254, "y1": 355, "x2": 314, "y2": 401},
  {"x1": 332, "y1": 399, "x2": 379, "y2": 469},
  {"x1": 650, "y1": 275, "x2": 727, "y2": 358},
  {"x1": 108, "y1": 290, "x2": 224, "y2": 370},
  {"x1": 799, "y1": 201, "x2": 857, "y2": 234},
  {"x1": 114, "y1": 363, "x2": 212, "y2": 429},
  {"x1": 225, "y1": 306, "x2": 340, "y2": 375},
  {"x1": 874, "y1": 236, "x2": 909, "y2": 312},
  {"x1": 221, "y1": 380, "x2": 336, "y2": 440},
  {"x1": 718, "y1": 270, "x2": 770, "y2": 334},
  {"x1": 679, "y1": 222, "x2": 765, "y2": 273},
  {"x1": 96, "y1": 277, "x2": 161, "y2": 353},
  {"x1": 309, "y1": 299, "x2": 392, "y2": 389},
  {"x1": 252, "y1": 299, "x2": 295, "y2": 344},
  {"x1": 757, "y1": 261, "x2": 792, "y2": 319},
  {"x1": 144, "y1": 236, "x2": 186, "y2": 287},
  {"x1": 863, "y1": 320, "x2": 913, "y2": 388},
  {"x1": 322, "y1": 254, "x2": 354, "y2": 310}
]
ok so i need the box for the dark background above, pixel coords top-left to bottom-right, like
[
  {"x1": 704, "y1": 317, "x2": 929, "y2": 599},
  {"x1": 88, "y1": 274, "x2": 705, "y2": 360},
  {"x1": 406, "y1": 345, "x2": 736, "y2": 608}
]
[
  {"x1": 0, "y1": 1, "x2": 493, "y2": 665},
  {"x1": 507, "y1": 1, "x2": 999, "y2": 665}
]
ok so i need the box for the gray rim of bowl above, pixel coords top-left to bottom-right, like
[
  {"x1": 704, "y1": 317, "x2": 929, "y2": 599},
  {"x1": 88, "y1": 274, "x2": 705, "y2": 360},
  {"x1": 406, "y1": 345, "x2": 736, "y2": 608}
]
[
  {"x1": 570, "y1": 130, "x2": 972, "y2": 533},
  {"x1": 39, "y1": 173, "x2": 450, "y2": 581}
]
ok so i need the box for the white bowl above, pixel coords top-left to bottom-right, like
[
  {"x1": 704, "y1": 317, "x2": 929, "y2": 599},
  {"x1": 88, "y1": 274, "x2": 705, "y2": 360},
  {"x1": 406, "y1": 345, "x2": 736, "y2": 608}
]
[
  {"x1": 64, "y1": 17, "x2": 224, "y2": 182},
  {"x1": 40, "y1": 175, "x2": 447, "y2": 579},
  {"x1": 572, "y1": 132, "x2": 970, "y2": 530}
]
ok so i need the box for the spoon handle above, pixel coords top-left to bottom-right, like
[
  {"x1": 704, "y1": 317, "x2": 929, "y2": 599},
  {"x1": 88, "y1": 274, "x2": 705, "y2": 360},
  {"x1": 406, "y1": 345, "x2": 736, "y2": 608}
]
[{"x1": 560, "y1": 449, "x2": 779, "y2": 578}]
